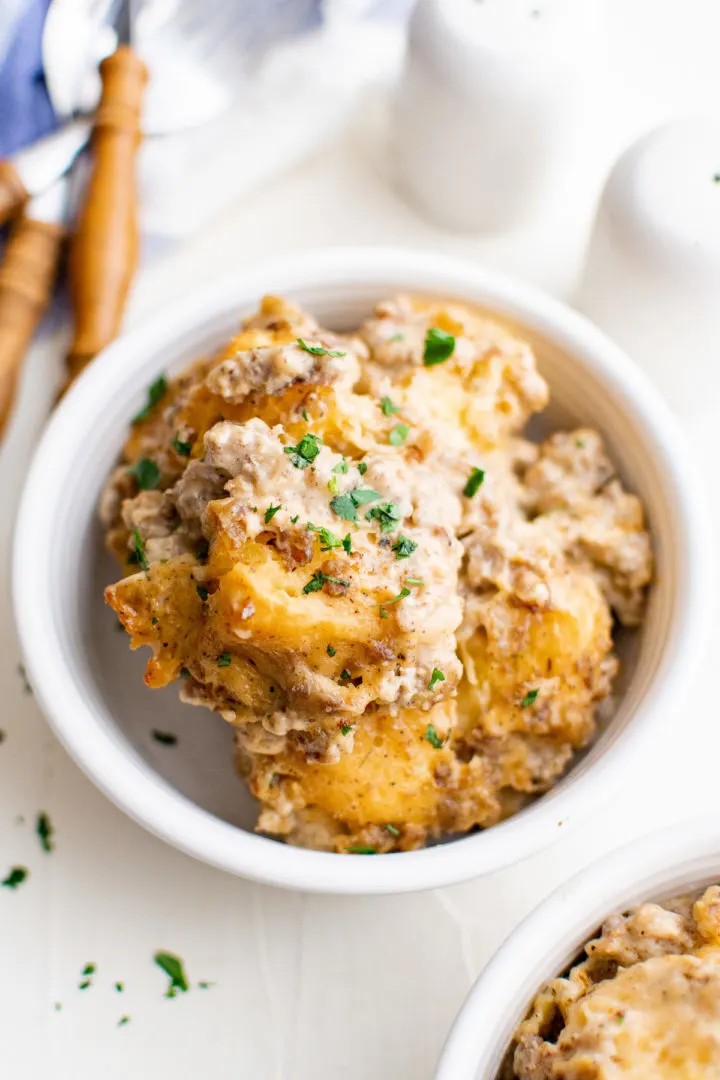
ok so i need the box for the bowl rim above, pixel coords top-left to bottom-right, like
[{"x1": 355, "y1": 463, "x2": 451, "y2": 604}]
[
  {"x1": 12, "y1": 246, "x2": 714, "y2": 894},
  {"x1": 434, "y1": 817, "x2": 720, "y2": 1079}
]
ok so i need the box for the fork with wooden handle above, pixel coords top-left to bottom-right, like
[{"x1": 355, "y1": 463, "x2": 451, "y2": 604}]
[
  {"x1": 0, "y1": 200, "x2": 64, "y2": 441},
  {"x1": 62, "y1": 45, "x2": 148, "y2": 393}
]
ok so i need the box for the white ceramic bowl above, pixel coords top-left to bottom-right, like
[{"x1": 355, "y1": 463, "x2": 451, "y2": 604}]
[
  {"x1": 12, "y1": 247, "x2": 711, "y2": 894},
  {"x1": 436, "y1": 818, "x2": 720, "y2": 1079}
]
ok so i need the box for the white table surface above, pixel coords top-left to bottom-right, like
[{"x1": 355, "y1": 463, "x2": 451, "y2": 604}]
[{"x1": 2, "y1": 3, "x2": 720, "y2": 1077}]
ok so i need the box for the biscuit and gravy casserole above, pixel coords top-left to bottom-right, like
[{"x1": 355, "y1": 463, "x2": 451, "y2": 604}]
[
  {"x1": 100, "y1": 294, "x2": 652, "y2": 853},
  {"x1": 509, "y1": 886, "x2": 720, "y2": 1078}
]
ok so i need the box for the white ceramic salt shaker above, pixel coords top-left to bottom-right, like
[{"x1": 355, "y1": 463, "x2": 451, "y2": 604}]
[
  {"x1": 392, "y1": 0, "x2": 603, "y2": 233},
  {"x1": 576, "y1": 117, "x2": 720, "y2": 417}
]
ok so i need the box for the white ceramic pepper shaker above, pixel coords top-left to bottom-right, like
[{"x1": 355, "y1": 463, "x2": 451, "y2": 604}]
[
  {"x1": 575, "y1": 117, "x2": 720, "y2": 417},
  {"x1": 392, "y1": 0, "x2": 604, "y2": 233}
]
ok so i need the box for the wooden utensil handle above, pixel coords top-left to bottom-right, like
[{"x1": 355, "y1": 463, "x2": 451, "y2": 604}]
[
  {"x1": 0, "y1": 216, "x2": 64, "y2": 439},
  {"x1": 65, "y1": 45, "x2": 148, "y2": 385},
  {"x1": 0, "y1": 161, "x2": 28, "y2": 226}
]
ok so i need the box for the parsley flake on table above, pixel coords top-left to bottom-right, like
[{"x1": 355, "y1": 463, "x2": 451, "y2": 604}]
[
  {"x1": 2, "y1": 866, "x2": 28, "y2": 889},
  {"x1": 333, "y1": 459, "x2": 349, "y2": 474},
  {"x1": 132, "y1": 374, "x2": 168, "y2": 424},
  {"x1": 520, "y1": 688, "x2": 539, "y2": 708},
  {"x1": 198, "y1": 981, "x2": 214, "y2": 989},
  {"x1": 118, "y1": 1016, "x2": 131, "y2": 1027},
  {"x1": 463, "y1": 467, "x2": 485, "y2": 498},
  {"x1": 17, "y1": 662, "x2": 31, "y2": 694},
  {"x1": 423, "y1": 327, "x2": 456, "y2": 366},
  {"x1": 115, "y1": 982, "x2": 124, "y2": 992},
  {"x1": 284, "y1": 432, "x2": 322, "y2": 469},
  {"x1": 128, "y1": 457, "x2": 161, "y2": 491},
  {"x1": 196, "y1": 585, "x2": 209, "y2": 601},
  {"x1": 428, "y1": 668, "x2": 446, "y2": 692},
  {"x1": 380, "y1": 396, "x2": 401, "y2": 416},
  {"x1": 347, "y1": 845, "x2": 376, "y2": 855},
  {"x1": 303, "y1": 571, "x2": 349, "y2": 595},
  {"x1": 36, "y1": 812, "x2": 53, "y2": 853},
  {"x1": 264, "y1": 504, "x2": 281, "y2": 524},
  {"x1": 330, "y1": 487, "x2": 381, "y2": 523},
  {"x1": 389, "y1": 423, "x2": 409, "y2": 446},
  {"x1": 171, "y1": 432, "x2": 193, "y2": 457},
  {"x1": 217, "y1": 652, "x2": 232, "y2": 667},
  {"x1": 365, "y1": 501, "x2": 401, "y2": 533},
  {"x1": 327, "y1": 645, "x2": 336, "y2": 657},
  {"x1": 154, "y1": 951, "x2": 189, "y2": 996},
  {"x1": 152, "y1": 730, "x2": 178, "y2": 746},
  {"x1": 128, "y1": 528, "x2": 149, "y2": 572},
  {"x1": 392, "y1": 535, "x2": 417, "y2": 560},
  {"x1": 425, "y1": 723, "x2": 444, "y2": 749},
  {"x1": 296, "y1": 338, "x2": 346, "y2": 357}
]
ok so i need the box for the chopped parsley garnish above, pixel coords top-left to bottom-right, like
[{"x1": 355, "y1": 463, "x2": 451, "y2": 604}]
[
  {"x1": 576, "y1": 438, "x2": 585, "y2": 448},
  {"x1": 302, "y1": 408, "x2": 309, "y2": 421},
  {"x1": 307, "y1": 523, "x2": 343, "y2": 551},
  {"x1": 347, "y1": 845, "x2": 376, "y2": 854},
  {"x1": 196, "y1": 539, "x2": 209, "y2": 564},
  {"x1": 290, "y1": 515, "x2": 299, "y2": 524},
  {"x1": 342, "y1": 533, "x2": 352, "y2": 554},
  {"x1": 405, "y1": 577, "x2": 425, "y2": 586},
  {"x1": 154, "y1": 951, "x2": 189, "y2": 996},
  {"x1": 380, "y1": 396, "x2": 401, "y2": 416},
  {"x1": 2, "y1": 866, "x2": 27, "y2": 889},
  {"x1": 152, "y1": 730, "x2": 177, "y2": 746},
  {"x1": 357, "y1": 462, "x2": 368, "y2": 475},
  {"x1": 297, "y1": 338, "x2": 346, "y2": 357},
  {"x1": 303, "y1": 571, "x2": 349, "y2": 595},
  {"x1": 133, "y1": 374, "x2": 168, "y2": 423},
  {"x1": 386, "y1": 824, "x2": 400, "y2": 836},
  {"x1": 330, "y1": 488, "x2": 381, "y2": 523},
  {"x1": 328, "y1": 476, "x2": 340, "y2": 495},
  {"x1": 151, "y1": 617, "x2": 159, "y2": 625},
  {"x1": 284, "y1": 432, "x2": 322, "y2": 469},
  {"x1": 385, "y1": 587, "x2": 411, "y2": 606},
  {"x1": 423, "y1": 327, "x2": 456, "y2": 366},
  {"x1": 340, "y1": 669, "x2": 352, "y2": 681},
  {"x1": 118, "y1": 1016, "x2": 130, "y2": 1027},
  {"x1": 196, "y1": 585, "x2": 209, "y2": 601},
  {"x1": 36, "y1": 812, "x2": 53, "y2": 853},
  {"x1": 340, "y1": 724, "x2": 352, "y2": 736},
  {"x1": 171, "y1": 432, "x2": 192, "y2": 456},
  {"x1": 217, "y1": 652, "x2": 232, "y2": 667},
  {"x1": 365, "y1": 501, "x2": 401, "y2": 533},
  {"x1": 264, "y1": 504, "x2": 281, "y2": 524},
  {"x1": 389, "y1": 423, "x2": 409, "y2": 446},
  {"x1": 333, "y1": 460, "x2": 349, "y2": 474},
  {"x1": 180, "y1": 667, "x2": 190, "y2": 678},
  {"x1": 128, "y1": 528, "x2": 149, "y2": 572},
  {"x1": 128, "y1": 457, "x2": 161, "y2": 490},
  {"x1": 425, "y1": 723, "x2": 444, "y2": 748},
  {"x1": 520, "y1": 688, "x2": 539, "y2": 708},
  {"x1": 428, "y1": 668, "x2": 446, "y2": 691},
  {"x1": 392, "y1": 535, "x2": 417, "y2": 559},
  {"x1": 327, "y1": 645, "x2": 336, "y2": 657},
  {"x1": 463, "y1": 467, "x2": 485, "y2": 498},
  {"x1": 115, "y1": 982, "x2": 124, "y2": 992}
]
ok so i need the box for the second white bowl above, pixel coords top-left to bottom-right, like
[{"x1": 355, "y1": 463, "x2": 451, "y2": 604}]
[
  {"x1": 12, "y1": 247, "x2": 712, "y2": 894},
  {"x1": 436, "y1": 818, "x2": 720, "y2": 1079}
]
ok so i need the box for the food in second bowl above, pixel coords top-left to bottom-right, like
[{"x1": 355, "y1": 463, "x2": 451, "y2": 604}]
[
  {"x1": 101, "y1": 293, "x2": 652, "y2": 853},
  {"x1": 509, "y1": 885, "x2": 720, "y2": 1078}
]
